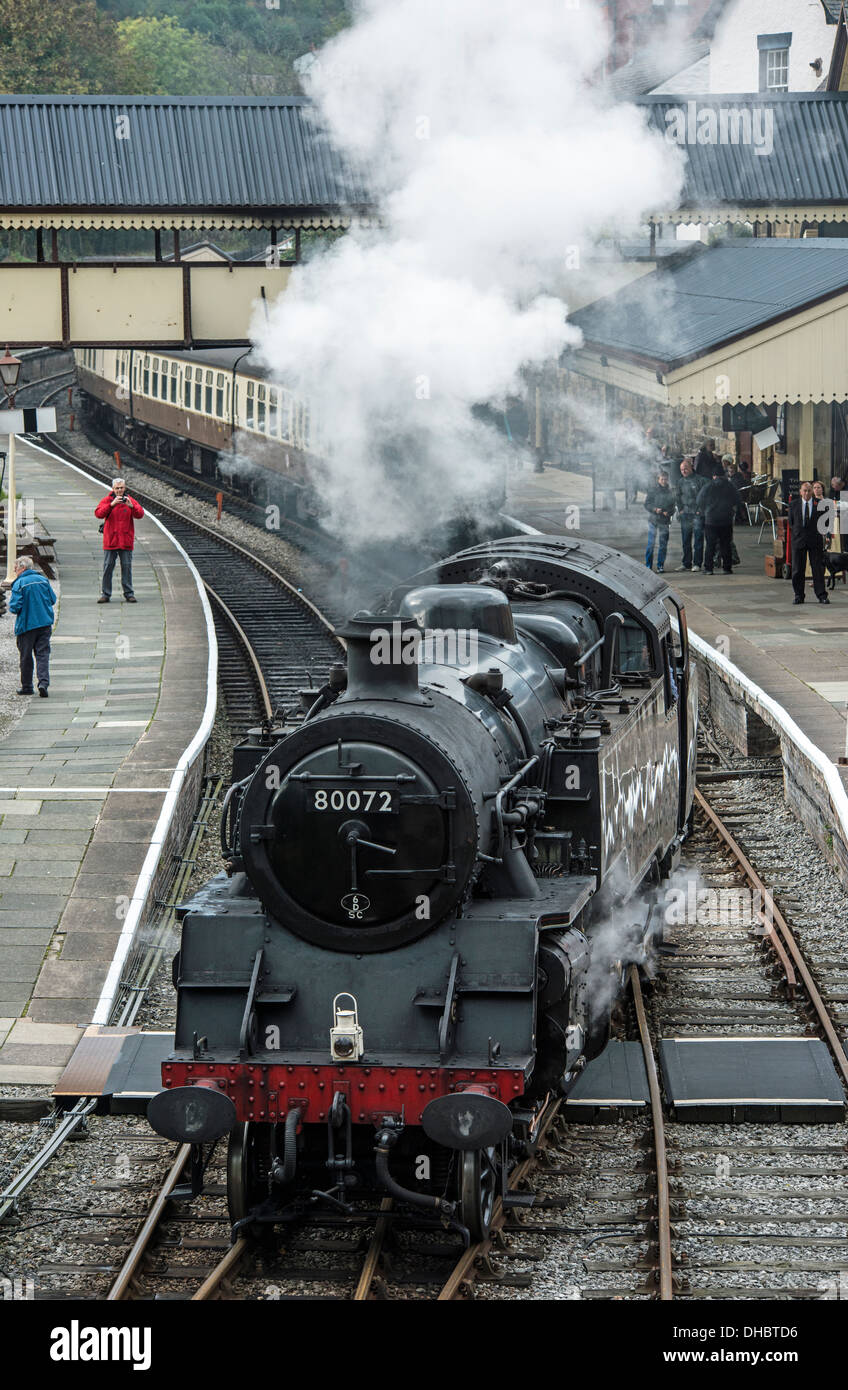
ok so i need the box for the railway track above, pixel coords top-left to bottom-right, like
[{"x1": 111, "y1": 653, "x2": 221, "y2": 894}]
[
  {"x1": 99, "y1": 1104, "x2": 569, "y2": 1301},
  {"x1": 571, "y1": 762, "x2": 848, "y2": 1302}
]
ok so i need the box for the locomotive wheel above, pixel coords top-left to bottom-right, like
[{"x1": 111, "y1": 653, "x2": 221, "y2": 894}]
[
  {"x1": 458, "y1": 1147, "x2": 498, "y2": 1242},
  {"x1": 227, "y1": 1122, "x2": 272, "y2": 1227}
]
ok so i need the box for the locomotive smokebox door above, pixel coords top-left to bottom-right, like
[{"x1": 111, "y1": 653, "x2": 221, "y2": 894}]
[{"x1": 421, "y1": 1089, "x2": 513, "y2": 1151}]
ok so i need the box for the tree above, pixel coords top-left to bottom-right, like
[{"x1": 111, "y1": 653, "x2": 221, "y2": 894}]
[
  {"x1": 115, "y1": 15, "x2": 232, "y2": 94},
  {"x1": 0, "y1": 0, "x2": 122, "y2": 93}
]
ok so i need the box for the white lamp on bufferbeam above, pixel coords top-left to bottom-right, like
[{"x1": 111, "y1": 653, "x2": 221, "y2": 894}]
[{"x1": 0, "y1": 346, "x2": 22, "y2": 583}]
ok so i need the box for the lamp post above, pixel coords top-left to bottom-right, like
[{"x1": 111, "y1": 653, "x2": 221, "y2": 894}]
[{"x1": 0, "y1": 346, "x2": 22, "y2": 583}]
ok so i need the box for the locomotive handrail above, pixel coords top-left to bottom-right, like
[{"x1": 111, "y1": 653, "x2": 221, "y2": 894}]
[{"x1": 493, "y1": 755, "x2": 539, "y2": 859}]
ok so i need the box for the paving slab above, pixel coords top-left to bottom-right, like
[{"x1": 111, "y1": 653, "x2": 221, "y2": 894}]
[{"x1": 27, "y1": 998, "x2": 100, "y2": 1026}]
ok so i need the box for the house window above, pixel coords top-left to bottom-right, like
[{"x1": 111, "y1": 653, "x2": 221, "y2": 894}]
[
  {"x1": 765, "y1": 48, "x2": 789, "y2": 89},
  {"x1": 758, "y1": 33, "x2": 791, "y2": 92}
]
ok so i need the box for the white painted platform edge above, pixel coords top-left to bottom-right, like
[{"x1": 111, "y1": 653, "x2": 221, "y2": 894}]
[{"x1": 19, "y1": 437, "x2": 218, "y2": 1026}]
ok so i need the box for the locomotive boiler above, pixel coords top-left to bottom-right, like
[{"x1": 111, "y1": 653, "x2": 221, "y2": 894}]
[{"x1": 148, "y1": 534, "x2": 696, "y2": 1238}]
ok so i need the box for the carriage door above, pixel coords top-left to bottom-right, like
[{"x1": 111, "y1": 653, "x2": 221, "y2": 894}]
[{"x1": 663, "y1": 597, "x2": 693, "y2": 834}]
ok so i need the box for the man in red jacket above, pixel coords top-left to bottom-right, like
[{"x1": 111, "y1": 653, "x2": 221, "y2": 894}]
[{"x1": 94, "y1": 477, "x2": 144, "y2": 603}]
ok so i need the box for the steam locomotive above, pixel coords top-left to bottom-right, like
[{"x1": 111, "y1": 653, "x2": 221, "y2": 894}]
[{"x1": 148, "y1": 534, "x2": 696, "y2": 1239}]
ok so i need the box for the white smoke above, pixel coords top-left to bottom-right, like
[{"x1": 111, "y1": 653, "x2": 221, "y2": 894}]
[{"x1": 252, "y1": 0, "x2": 684, "y2": 544}]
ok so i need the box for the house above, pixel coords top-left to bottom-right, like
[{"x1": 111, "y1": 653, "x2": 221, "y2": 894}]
[{"x1": 651, "y1": 0, "x2": 841, "y2": 94}]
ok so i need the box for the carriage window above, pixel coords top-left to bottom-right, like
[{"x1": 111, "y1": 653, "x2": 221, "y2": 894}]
[
  {"x1": 151, "y1": 357, "x2": 159, "y2": 398},
  {"x1": 257, "y1": 385, "x2": 266, "y2": 431},
  {"x1": 301, "y1": 402, "x2": 311, "y2": 449},
  {"x1": 195, "y1": 374, "x2": 203, "y2": 411},
  {"x1": 203, "y1": 369, "x2": 212, "y2": 414},
  {"x1": 184, "y1": 366, "x2": 192, "y2": 407},
  {"x1": 279, "y1": 390, "x2": 291, "y2": 442},
  {"x1": 268, "y1": 387, "x2": 278, "y2": 436},
  {"x1": 245, "y1": 381, "x2": 255, "y2": 430},
  {"x1": 225, "y1": 381, "x2": 231, "y2": 418},
  {"x1": 142, "y1": 354, "x2": 150, "y2": 394},
  {"x1": 133, "y1": 355, "x2": 139, "y2": 389},
  {"x1": 216, "y1": 372, "x2": 224, "y2": 417},
  {"x1": 170, "y1": 363, "x2": 178, "y2": 403}
]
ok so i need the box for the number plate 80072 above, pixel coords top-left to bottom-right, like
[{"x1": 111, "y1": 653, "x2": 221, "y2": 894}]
[{"x1": 307, "y1": 788, "x2": 397, "y2": 813}]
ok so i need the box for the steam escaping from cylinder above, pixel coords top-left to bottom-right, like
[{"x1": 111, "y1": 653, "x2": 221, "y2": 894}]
[{"x1": 252, "y1": 0, "x2": 684, "y2": 544}]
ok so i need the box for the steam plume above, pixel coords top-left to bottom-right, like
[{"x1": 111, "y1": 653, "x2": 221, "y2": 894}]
[{"x1": 252, "y1": 0, "x2": 684, "y2": 544}]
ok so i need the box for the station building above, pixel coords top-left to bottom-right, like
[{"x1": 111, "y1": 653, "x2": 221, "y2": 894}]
[{"x1": 547, "y1": 92, "x2": 848, "y2": 484}]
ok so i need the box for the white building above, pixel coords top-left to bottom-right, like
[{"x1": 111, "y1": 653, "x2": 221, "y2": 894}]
[{"x1": 652, "y1": 0, "x2": 841, "y2": 94}]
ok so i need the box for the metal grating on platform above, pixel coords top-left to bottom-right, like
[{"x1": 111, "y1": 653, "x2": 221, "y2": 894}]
[
  {"x1": 54, "y1": 1027, "x2": 173, "y2": 1114},
  {"x1": 563, "y1": 1041, "x2": 650, "y2": 1120},
  {"x1": 660, "y1": 1037, "x2": 845, "y2": 1124}
]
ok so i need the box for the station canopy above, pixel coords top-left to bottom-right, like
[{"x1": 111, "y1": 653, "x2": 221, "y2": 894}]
[
  {"x1": 0, "y1": 96, "x2": 374, "y2": 346},
  {"x1": 566, "y1": 239, "x2": 848, "y2": 406},
  {"x1": 639, "y1": 92, "x2": 848, "y2": 230},
  {"x1": 0, "y1": 95, "x2": 371, "y2": 231}
]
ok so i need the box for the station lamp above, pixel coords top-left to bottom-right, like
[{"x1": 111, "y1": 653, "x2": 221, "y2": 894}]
[
  {"x1": 0, "y1": 348, "x2": 21, "y2": 583},
  {"x1": 0, "y1": 346, "x2": 21, "y2": 404}
]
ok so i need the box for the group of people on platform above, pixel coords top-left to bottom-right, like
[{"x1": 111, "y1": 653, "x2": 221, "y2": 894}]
[
  {"x1": 644, "y1": 444, "x2": 747, "y2": 577},
  {"x1": 2, "y1": 477, "x2": 144, "y2": 696},
  {"x1": 644, "y1": 440, "x2": 844, "y2": 606}
]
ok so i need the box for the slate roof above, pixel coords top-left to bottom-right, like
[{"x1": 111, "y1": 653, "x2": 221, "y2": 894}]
[
  {"x1": 605, "y1": 38, "x2": 710, "y2": 100},
  {"x1": 568, "y1": 238, "x2": 848, "y2": 368},
  {"x1": 0, "y1": 96, "x2": 367, "y2": 212}
]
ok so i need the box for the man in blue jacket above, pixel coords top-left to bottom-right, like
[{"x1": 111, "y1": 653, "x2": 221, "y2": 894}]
[{"x1": 6, "y1": 556, "x2": 57, "y2": 697}]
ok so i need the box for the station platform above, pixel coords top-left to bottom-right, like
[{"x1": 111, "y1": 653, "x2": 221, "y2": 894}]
[
  {"x1": 506, "y1": 465, "x2": 848, "y2": 771},
  {"x1": 0, "y1": 440, "x2": 211, "y2": 1088}
]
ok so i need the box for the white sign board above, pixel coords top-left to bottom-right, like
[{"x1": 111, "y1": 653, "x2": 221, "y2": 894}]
[{"x1": 0, "y1": 408, "x2": 58, "y2": 433}]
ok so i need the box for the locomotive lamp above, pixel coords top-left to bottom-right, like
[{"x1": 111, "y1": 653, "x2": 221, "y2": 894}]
[{"x1": 330, "y1": 992, "x2": 364, "y2": 1061}]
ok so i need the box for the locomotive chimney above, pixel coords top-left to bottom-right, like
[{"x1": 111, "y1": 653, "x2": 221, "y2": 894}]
[{"x1": 336, "y1": 613, "x2": 429, "y2": 704}]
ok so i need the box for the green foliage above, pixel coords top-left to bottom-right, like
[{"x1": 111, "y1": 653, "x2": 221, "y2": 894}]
[
  {"x1": 0, "y1": 0, "x2": 123, "y2": 93},
  {"x1": 116, "y1": 15, "x2": 231, "y2": 94},
  {"x1": 0, "y1": 0, "x2": 351, "y2": 96}
]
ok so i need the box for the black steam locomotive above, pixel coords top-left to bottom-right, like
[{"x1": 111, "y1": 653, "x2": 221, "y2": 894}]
[{"x1": 149, "y1": 535, "x2": 696, "y2": 1238}]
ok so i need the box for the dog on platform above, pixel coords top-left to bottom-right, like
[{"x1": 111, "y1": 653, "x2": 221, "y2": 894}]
[{"x1": 824, "y1": 550, "x2": 848, "y2": 590}]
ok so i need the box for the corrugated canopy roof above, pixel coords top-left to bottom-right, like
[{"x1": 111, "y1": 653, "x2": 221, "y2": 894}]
[
  {"x1": 640, "y1": 93, "x2": 848, "y2": 209},
  {"x1": 569, "y1": 239, "x2": 848, "y2": 367},
  {"x1": 0, "y1": 96, "x2": 367, "y2": 214}
]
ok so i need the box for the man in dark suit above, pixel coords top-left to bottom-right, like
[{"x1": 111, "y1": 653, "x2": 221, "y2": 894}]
[{"x1": 789, "y1": 481, "x2": 828, "y2": 605}]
